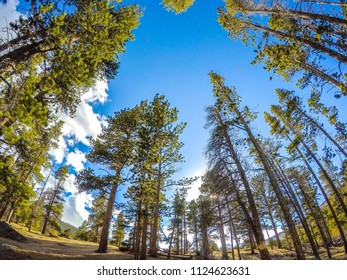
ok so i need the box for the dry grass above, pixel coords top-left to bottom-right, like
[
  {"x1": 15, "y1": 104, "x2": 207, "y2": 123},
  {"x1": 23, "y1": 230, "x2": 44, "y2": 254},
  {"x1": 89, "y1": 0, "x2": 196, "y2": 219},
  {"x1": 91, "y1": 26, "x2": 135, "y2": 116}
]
[
  {"x1": 211, "y1": 245, "x2": 347, "y2": 260},
  {"x1": 0, "y1": 223, "x2": 133, "y2": 260},
  {"x1": 1, "y1": 223, "x2": 346, "y2": 260}
]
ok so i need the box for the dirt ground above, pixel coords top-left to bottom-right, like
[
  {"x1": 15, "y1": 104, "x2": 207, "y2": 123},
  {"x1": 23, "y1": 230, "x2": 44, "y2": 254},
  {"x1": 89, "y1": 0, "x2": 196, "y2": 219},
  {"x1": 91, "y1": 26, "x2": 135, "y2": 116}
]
[
  {"x1": 0, "y1": 236, "x2": 135, "y2": 260},
  {"x1": 0, "y1": 223, "x2": 134, "y2": 260},
  {"x1": 0, "y1": 223, "x2": 346, "y2": 260}
]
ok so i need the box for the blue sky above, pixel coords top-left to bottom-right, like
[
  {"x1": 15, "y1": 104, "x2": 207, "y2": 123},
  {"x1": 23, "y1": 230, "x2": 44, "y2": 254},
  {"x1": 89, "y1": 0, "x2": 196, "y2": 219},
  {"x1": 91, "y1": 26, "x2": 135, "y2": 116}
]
[
  {"x1": 101, "y1": 0, "x2": 295, "y2": 175},
  {"x1": 2, "y1": 0, "x2": 346, "y2": 227}
]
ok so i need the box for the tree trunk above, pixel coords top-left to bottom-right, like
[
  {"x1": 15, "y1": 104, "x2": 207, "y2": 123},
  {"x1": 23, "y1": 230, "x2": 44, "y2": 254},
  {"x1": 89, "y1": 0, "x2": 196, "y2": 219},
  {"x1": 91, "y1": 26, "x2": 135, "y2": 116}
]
[
  {"x1": 223, "y1": 161, "x2": 271, "y2": 259},
  {"x1": 286, "y1": 133, "x2": 347, "y2": 254},
  {"x1": 214, "y1": 109, "x2": 271, "y2": 259},
  {"x1": 150, "y1": 161, "x2": 162, "y2": 257},
  {"x1": 242, "y1": 18, "x2": 347, "y2": 63},
  {"x1": 140, "y1": 201, "x2": 149, "y2": 260},
  {"x1": 231, "y1": 106, "x2": 305, "y2": 259},
  {"x1": 262, "y1": 191, "x2": 282, "y2": 248},
  {"x1": 226, "y1": 199, "x2": 235, "y2": 260},
  {"x1": 280, "y1": 218, "x2": 292, "y2": 251},
  {"x1": 0, "y1": 200, "x2": 10, "y2": 220},
  {"x1": 134, "y1": 200, "x2": 142, "y2": 260},
  {"x1": 167, "y1": 222, "x2": 175, "y2": 259},
  {"x1": 183, "y1": 208, "x2": 188, "y2": 254},
  {"x1": 200, "y1": 203, "x2": 209, "y2": 259},
  {"x1": 230, "y1": 213, "x2": 241, "y2": 260},
  {"x1": 297, "y1": 179, "x2": 333, "y2": 259},
  {"x1": 97, "y1": 177, "x2": 119, "y2": 253},
  {"x1": 263, "y1": 221, "x2": 273, "y2": 249},
  {"x1": 248, "y1": 227, "x2": 256, "y2": 255},
  {"x1": 270, "y1": 161, "x2": 320, "y2": 259},
  {"x1": 217, "y1": 200, "x2": 229, "y2": 259},
  {"x1": 28, "y1": 168, "x2": 52, "y2": 232}
]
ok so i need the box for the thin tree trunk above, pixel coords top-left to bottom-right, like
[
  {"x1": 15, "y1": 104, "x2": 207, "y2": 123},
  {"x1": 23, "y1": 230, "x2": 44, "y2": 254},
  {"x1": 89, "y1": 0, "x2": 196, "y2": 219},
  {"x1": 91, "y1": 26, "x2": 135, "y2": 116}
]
[
  {"x1": 200, "y1": 202, "x2": 210, "y2": 259},
  {"x1": 140, "y1": 201, "x2": 149, "y2": 260},
  {"x1": 230, "y1": 105, "x2": 305, "y2": 259},
  {"x1": 218, "y1": 200, "x2": 229, "y2": 259},
  {"x1": 279, "y1": 218, "x2": 292, "y2": 251},
  {"x1": 297, "y1": 179, "x2": 333, "y2": 259},
  {"x1": 263, "y1": 221, "x2": 273, "y2": 249},
  {"x1": 183, "y1": 208, "x2": 188, "y2": 254},
  {"x1": 226, "y1": 199, "x2": 235, "y2": 260},
  {"x1": 167, "y1": 222, "x2": 176, "y2": 259},
  {"x1": 270, "y1": 161, "x2": 320, "y2": 259},
  {"x1": 262, "y1": 191, "x2": 282, "y2": 248},
  {"x1": 28, "y1": 168, "x2": 52, "y2": 232},
  {"x1": 230, "y1": 214, "x2": 241, "y2": 260},
  {"x1": 223, "y1": 160, "x2": 272, "y2": 259},
  {"x1": 248, "y1": 227, "x2": 256, "y2": 254},
  {"x1": 150, "y1": 160, "x2": 162, "y2": 257},
  {"x1": 285, "y1": 133, "x2": 347, "y2": 254},
  {"x1": 214, "y1": 109, "x2": 271, "y2": 259},
  {"x1": 42, "y1": 187, "x2": 58, "y2": 235},
  {"x1": 240, "y1": 18, "x2": 347, "y2": 63},
  {"x1": 134, "y1": 200, "x2": 142, "y2": 260}
]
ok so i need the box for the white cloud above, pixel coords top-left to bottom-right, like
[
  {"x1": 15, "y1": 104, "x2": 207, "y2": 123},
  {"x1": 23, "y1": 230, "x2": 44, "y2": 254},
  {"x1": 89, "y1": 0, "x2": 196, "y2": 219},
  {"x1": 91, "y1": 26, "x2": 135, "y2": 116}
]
[
  {"x1": 0, "y1": 2, "x2": 108, "y2": 229},
  {"x1": 63, "y1": 174, "x2": 77, "y2": 193},
  {"x1": 66, "y1": 149, "x2": 86, "y2": 172},
  {"x1": 48, "y1": 80, "x2": 109, "y2": 227},
  {"x1": 82, "y1": 80, "x2": 109, "y2": 104},
  {"x1": 62, "y1": 175, "x2": 94, "y2": 227},
  {"x1": 61, "y1": 101, "x2": 105, "y2": 146},
  {"x1": 49, "y1": 136, "x2": 67, "y2": 164}
]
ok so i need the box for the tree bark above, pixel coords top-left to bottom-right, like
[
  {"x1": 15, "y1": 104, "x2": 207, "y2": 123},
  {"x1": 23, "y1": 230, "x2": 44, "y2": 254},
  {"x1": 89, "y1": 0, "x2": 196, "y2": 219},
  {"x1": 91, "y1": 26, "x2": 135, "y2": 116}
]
[
  {"x1": 230, "y1": 105, "x2": 305, "y2": 259},
  {"x1": 214, "y1": 109, "x2": 271, "y2": 260},
  {"x1": 140, "y1": 201, "x2": 149, "y2": 260},
  {"x1": 217, "y1": 200, "x2": 229, "y2": 259},
  {"x1": 150, "y1": 161, "x2": 162, "y2": 257},
  {"x1": 97, "y1": 175, "x2": 119, "y2": 253}
]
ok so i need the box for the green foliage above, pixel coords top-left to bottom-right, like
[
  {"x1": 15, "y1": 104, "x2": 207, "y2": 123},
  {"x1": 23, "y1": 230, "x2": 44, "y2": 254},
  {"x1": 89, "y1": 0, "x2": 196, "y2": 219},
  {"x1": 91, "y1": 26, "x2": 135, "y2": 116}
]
[
  {"x1": 217, "y1": 0, "x2": 347, "y2": 100},
  {"x1": 112, "y1": 212, "x2": 127, "y2": 247},
  {"x1": 162, "y1": 0, "x2": 195, "y2": 14},
  {"x1": 75, "y1": 221, "x2": 90, "y2": 241},
  {"x1": 0, "y1": 1, "x2": 141, "y2": 226},
  {"x1": 119, "y1": 241, "x2": 130, "y2": 251},
  {"x1": 60, "y1": 228, "x2": 74, "y2": 239}
]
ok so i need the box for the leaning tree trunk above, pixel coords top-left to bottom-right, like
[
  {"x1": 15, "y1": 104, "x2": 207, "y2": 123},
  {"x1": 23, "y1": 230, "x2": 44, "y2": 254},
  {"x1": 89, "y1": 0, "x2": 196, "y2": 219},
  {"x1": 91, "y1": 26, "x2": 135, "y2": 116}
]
[
  {"x1": 285, "y1": 133, "x2": 347, "y2": 254},
  {"x1": 297, "y1": 180, "x2": 332, "y2": 259},
  {"x1": 261, "y1": 190, "x2": 282, "y2": 249},
  {"x1": 97, "y1": 177, "x2": 119, "y2": 253},
  {"x1": 223, "y1": 161, "x2": 271, "y2": 259},
  {"x1": 226, "y1": 199, "x2": 236, "y2": 260},
  {"x1": 269, "y1": 160, "x2": 320, "y2": 259},
  {"x1": 28, "y1": 168, "x2": 52, "y2": 232},
  {"x1": 232, "y1": 105, "x2": 305, "y2": 259},
  {"x1": 217, "y1": 200, "x2": 229, "y2": 259},
  {"x1": 215, "y1": 110, "x2": 271, "y2": 259}
]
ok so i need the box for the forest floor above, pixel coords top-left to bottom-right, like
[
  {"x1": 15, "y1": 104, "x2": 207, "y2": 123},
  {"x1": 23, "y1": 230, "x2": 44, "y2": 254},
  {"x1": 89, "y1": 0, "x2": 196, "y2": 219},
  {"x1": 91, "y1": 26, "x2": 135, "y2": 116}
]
[{"x1": 0, "y1": 223, "x2": 346, "y2": 260}]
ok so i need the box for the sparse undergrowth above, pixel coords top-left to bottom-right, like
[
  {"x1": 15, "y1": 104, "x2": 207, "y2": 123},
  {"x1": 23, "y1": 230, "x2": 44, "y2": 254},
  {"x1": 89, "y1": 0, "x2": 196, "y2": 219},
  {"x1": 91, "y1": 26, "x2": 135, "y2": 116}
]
[{"x1": 0, "y1": 223, "x2": 346, "y2": 260}]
